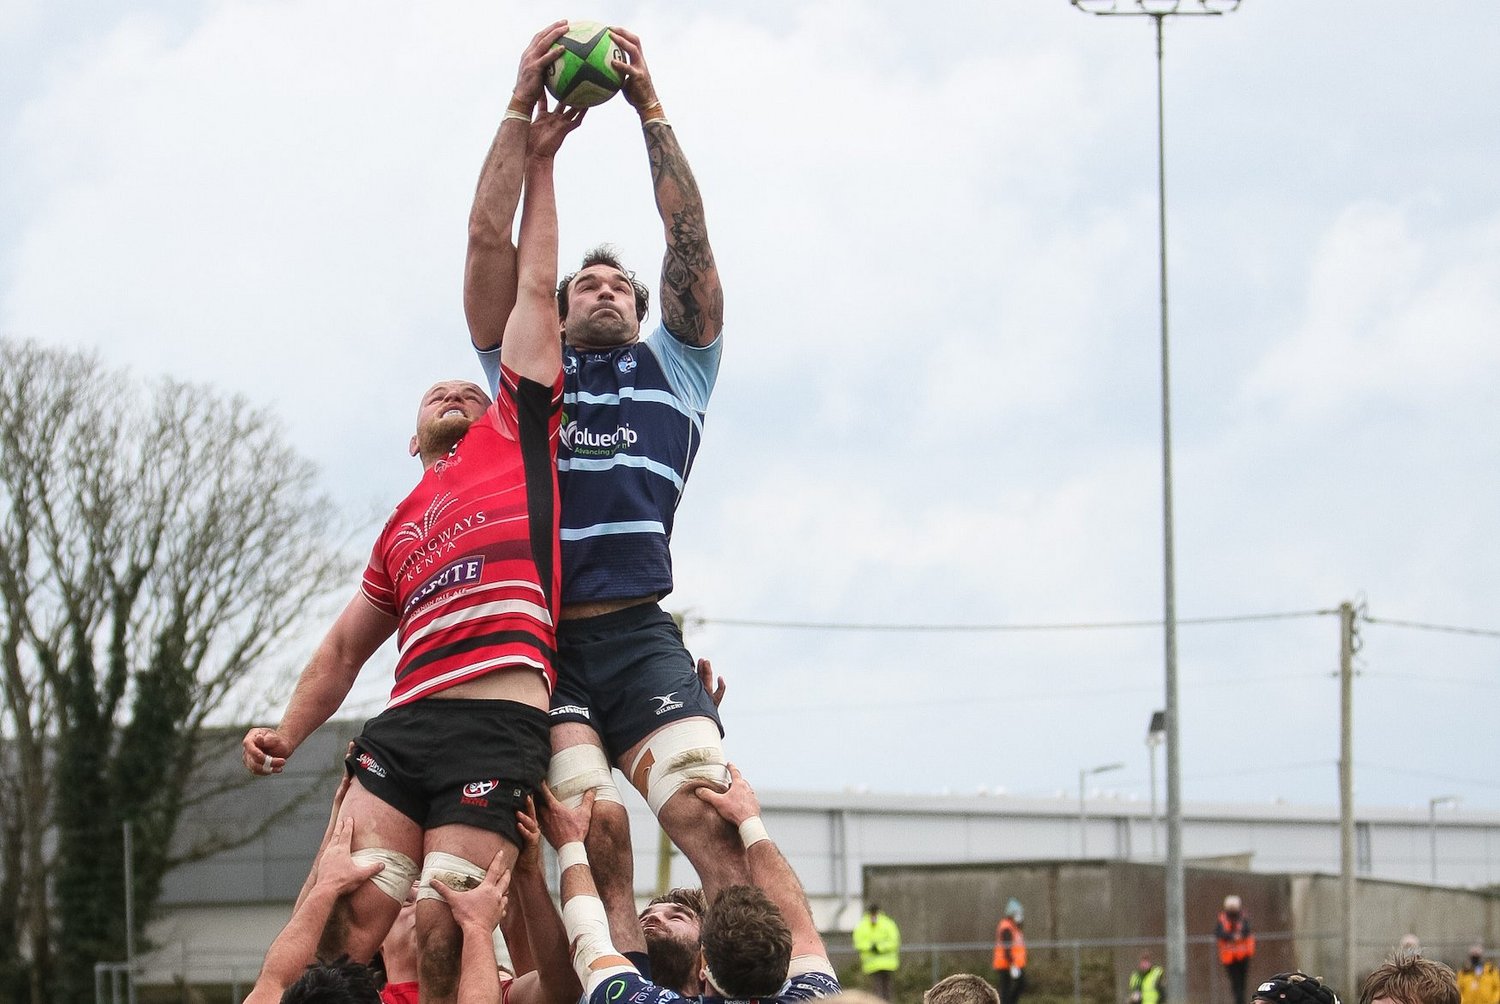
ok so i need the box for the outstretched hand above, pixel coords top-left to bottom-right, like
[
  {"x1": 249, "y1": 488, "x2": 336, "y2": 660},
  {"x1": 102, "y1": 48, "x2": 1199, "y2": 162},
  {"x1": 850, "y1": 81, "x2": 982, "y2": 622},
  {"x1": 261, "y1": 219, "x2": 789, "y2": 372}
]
[
  {"x1": 607, "y1": 26, "x2": 658, "y2": 112},
  {"x1": 513, "y1": 21, "x2": 568, "y2": 108},
  {"x1": 514, "y1": 797, "x2": 544, "y2": 877},
  {"x1": 527, "y1": 94, "x2": 586, "y2": 159},
  {"x1": 696, "y1": 657, "x2": 726, "y2": 707},
  {"x1": 537, "y1": 782, "x2": 595, "y2": 850},
  {"x1": 312, "y1": 818, "x2": 386, "y2": 896},
  {"x1": 695, "y1": 763, "x2": 760, "y2": 827},
  {"x1": 432, "y1": 850, "x2": 512, "y2": 935}
]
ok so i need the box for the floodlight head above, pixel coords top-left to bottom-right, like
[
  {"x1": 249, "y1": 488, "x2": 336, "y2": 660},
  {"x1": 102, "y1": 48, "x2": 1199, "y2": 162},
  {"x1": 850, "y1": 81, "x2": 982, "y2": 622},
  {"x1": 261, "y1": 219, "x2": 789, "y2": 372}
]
[{"x1": 1070, "y1": 0, "x2": 1241, "y2": 13}]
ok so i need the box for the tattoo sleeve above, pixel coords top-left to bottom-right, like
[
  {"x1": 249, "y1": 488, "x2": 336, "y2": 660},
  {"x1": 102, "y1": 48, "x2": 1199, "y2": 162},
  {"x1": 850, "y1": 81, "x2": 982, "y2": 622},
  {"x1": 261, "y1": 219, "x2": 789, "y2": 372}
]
[{"x1": 645, "y1": 123, "x2": 724, "y2": 346}]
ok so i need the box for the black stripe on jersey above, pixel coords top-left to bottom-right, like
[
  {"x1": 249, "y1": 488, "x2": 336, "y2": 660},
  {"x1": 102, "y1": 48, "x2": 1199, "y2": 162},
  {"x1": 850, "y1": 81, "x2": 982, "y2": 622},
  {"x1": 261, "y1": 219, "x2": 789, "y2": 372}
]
[
  {"x1": 396, "y1": 628, "x2": 557, "y2": 682},
  {"x1": 512, "y1": 374, "x2": 561, "y2": 613}
]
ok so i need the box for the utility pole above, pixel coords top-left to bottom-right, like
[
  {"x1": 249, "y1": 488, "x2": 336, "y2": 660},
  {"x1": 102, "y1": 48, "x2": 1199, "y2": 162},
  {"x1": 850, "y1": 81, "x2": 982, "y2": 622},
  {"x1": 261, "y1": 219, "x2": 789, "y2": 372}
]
[{"x1": 1338, "y1": 601, "x2": 1357, "y2": 996}]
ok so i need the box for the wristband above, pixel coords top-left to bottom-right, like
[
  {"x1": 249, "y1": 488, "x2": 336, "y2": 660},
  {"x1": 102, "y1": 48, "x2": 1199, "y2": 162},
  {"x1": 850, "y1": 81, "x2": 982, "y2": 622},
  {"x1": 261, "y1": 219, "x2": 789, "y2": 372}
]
[
  {"x1": 507, "y1": 95, "x2": 531, "y2": 116},
  {"x1": 643, "y1": 117, "x2": 672, "y2": 130},
  {"x1": 738, "y1": 816, "x2": 769, "y2": 848},
  {"x1": 557, "y1": 841, "x2": 589, "y2": 871},
  {"x1": 503, "y1": 109, "x2": 531, "y2": 125}
]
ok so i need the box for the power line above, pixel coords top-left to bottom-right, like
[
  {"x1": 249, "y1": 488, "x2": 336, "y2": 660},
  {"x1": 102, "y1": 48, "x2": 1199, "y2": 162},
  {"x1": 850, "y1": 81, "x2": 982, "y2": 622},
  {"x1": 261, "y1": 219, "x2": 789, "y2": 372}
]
[
  {"x1": 1363, "y1": 615, "x2": 1500, "y2": 639},
  {"x1": 686, "y1": 608, "x2": 1337, "y2": 634}
]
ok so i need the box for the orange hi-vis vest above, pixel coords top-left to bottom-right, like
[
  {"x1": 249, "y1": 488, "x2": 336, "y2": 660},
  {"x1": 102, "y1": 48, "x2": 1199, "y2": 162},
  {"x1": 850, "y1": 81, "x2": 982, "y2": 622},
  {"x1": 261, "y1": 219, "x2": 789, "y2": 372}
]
[
  {"x1": 1217, "y1": 912, "x2": 1255, "y2": 965},
  {"x1": 994, "y1": 917, "x2": 1027, "y2": 970}
]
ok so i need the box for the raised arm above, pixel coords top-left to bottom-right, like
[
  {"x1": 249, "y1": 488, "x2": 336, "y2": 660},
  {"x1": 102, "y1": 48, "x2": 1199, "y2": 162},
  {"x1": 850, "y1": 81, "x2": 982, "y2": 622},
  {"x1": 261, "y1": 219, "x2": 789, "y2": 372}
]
[
  {"x1": 698, "y1": 764, "x2": 827, "y2": 963},
  {"x1": 242, "y1": 819, "x2": 385, "y2": 1004},
  {"x1": 538, "y1": 786, "x2": 640, "y2": 995},
  {"x1": 242, "y1": 592, "x2": 396, "y2": 774},
  {"x1": 465, "y1": 21, "x2": 568, "y2": 352},
  {"x1": 611, "y1": 26, "x2": 723, "y2": 347},
  {"x1": 500, "y1": 96, "x2": 583, "y2": 384},
  {"x1": 507, "y1": 801, "x2": 583, "y2": 1004}
]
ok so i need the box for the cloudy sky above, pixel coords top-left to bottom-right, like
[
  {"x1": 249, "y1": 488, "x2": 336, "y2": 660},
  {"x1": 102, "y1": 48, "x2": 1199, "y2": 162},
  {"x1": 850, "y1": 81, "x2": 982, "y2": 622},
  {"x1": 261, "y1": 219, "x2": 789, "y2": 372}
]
[{"x1": 4, "y1": 1, "x2": 1497, "y2": 816}]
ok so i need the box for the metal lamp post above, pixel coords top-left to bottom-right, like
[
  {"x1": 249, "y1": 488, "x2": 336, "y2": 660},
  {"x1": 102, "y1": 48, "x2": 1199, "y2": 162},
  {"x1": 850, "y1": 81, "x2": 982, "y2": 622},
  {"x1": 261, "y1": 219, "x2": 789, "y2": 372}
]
[
  {"x1": 1429, "y1": 795, "x2": 1459, "y2": 883},
  {"x1": 1066, "y1": 1, "x2": 1242, "y2": 998},
  {"x1": 1080, "y1": 761, "x2": 1126, "y2": 857}
]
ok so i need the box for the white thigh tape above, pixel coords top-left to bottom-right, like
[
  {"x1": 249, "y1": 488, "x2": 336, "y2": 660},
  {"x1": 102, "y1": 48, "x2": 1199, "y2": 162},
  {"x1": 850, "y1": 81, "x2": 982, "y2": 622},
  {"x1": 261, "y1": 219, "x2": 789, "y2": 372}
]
[
  {"x1": 628, "y1": 718, "x2": 728, "y2": 814},
  {"x1": 351, "y1": 847, "x2": 420, "y2": 902},
  {"x1": 418, "y1": 850, "x2": 486, "y2": 903},
  {"x1": 547, "y1": 744, "x2": 623, "y2": 807}
]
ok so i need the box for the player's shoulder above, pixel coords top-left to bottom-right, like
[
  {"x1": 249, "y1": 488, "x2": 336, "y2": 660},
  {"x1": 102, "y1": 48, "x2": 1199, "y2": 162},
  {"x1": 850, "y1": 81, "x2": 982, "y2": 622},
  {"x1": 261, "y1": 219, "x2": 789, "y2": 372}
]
[
  {"x1": 590, "y1": 972, "x2": 682, "y2": 1004},
  {"x1": 780, "y1": 970, "x2": 842, "y2": 1001}
]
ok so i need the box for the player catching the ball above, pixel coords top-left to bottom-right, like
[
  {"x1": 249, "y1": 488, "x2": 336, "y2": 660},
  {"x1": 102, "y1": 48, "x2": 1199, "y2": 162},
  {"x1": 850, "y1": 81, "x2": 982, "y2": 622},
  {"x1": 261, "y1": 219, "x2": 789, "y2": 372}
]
[{"x1": 464, "y1": 21, "x2": 745, "y2": 972}]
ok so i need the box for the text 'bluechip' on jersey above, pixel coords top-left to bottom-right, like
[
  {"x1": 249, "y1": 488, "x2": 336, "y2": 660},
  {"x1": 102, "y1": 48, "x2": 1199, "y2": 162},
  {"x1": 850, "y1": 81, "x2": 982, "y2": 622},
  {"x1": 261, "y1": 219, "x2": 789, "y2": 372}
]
[{"x1": 478, "y1": 321, "x2": 721, "y2": 605}]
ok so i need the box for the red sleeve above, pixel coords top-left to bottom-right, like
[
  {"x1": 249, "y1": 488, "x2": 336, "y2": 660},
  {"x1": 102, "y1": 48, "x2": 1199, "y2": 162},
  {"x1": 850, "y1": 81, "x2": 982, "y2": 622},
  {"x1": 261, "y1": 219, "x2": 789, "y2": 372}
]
[
  {"x1": 360, "y1": 525, "x2": 397, "y2": 616},
  {"x1": 492, "y1": 362, "x2": 563, "y2": 442}
]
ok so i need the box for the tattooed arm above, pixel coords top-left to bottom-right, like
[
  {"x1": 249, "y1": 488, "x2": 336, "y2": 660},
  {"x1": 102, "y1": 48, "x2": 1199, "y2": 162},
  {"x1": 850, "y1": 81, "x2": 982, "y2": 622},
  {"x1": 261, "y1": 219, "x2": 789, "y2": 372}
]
[{"x1": 610, "y1": 26, "x2": 724, "y2": 348}]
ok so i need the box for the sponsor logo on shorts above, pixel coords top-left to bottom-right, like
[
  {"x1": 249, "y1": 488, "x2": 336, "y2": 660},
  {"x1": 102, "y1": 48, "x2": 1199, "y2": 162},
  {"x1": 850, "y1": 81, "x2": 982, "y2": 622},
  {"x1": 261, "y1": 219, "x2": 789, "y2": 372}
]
[
  {"x1": 461, "y1": 779, "x2": 498, "y2": 807},
  {"x1": 354, "y1": 752, "x2": 387, "y2": 778},
  {"x1": 551, "y1": 705, "x2": 590, "y2": 719},
  {"x1": 651, "y1": 692, "x2": 684, "y2": 715}
]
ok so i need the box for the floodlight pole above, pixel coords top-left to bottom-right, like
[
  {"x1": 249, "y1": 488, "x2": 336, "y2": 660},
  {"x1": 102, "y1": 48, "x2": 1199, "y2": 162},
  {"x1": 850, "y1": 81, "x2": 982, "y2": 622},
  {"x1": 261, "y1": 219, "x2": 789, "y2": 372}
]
[{"x1": 1067, "y1": 3, "x2": 1241, "y2": 1001}]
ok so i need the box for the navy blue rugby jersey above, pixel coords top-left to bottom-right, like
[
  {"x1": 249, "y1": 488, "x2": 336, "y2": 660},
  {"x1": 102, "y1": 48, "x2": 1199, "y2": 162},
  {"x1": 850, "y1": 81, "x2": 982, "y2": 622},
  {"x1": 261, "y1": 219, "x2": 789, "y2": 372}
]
[
  {"x1": 479, "y1": 322, "x2": 721, "y2": 604},
  {"x1": 585, "y1": 969, "x2": 841, "y2": 1004}
]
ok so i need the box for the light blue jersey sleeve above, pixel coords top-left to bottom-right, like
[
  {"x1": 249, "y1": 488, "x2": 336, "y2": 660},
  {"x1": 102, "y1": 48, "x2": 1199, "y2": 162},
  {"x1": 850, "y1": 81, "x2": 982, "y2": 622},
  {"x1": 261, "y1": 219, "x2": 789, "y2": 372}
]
[
  {"x1": 476, "y1": 345, "x2": 502, "y2": 398},
  {"x1": 644, "y1": 321, "x2": 722, "y2": 411}
]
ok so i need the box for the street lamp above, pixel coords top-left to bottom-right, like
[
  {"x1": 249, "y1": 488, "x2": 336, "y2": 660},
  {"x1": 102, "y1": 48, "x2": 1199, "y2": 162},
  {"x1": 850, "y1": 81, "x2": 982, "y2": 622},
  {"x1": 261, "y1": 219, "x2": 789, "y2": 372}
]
[
  {"x1": 1429, "y1": 795, "x2": 1460, "y2": 883},
  {"x1": 1080, "y1": 761, "x2": 1126, "y2": 857},
  {"x1": 1146, "y1": 711, "x2": 1166, "y2": 858},
  {"x1": 1067, "y1": 0, "x2": 1242, "y2": 999}
]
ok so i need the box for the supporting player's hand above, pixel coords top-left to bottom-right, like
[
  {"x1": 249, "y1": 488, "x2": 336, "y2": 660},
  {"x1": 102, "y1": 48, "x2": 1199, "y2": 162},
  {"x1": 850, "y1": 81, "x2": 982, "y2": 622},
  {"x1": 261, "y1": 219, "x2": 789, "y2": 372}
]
[
  {"x1": 695, "y1": 763, "x2": 760, "y2": 826},
  {"x1": 527, "y1": 94, "x2": 586, "y2": 160},
  {"x1": 432, "y1": 850, "x2": 512, "y2": 935},
  {"x1": 312, "y1": 818, "x2": 386, "y2": 896},
  {"x1": 513, "y1": 20, "x2": 569, "y2": 108},
  {"x1": 537, "y1": 782, "x2": 595, "y2": 850},
  {"x1": 513, "y1": 797, "x2": 544, "y2": 877},
  {"x1": 607, "y1": 26, "x2": 659, "y2": 113},
  {"x1": 242, "y1": 726, "x2": 292, "y2": 775},
  {"x1": 696, "y1": 657, "x2": 726, "y2": 707}
]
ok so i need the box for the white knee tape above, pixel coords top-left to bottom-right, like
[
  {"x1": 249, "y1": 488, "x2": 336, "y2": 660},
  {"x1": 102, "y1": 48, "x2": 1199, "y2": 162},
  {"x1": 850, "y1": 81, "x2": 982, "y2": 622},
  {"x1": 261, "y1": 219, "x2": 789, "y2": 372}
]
[
  {"x1": 547, "y1": 744, "x2": 623, "y2": 808},
  {"x1": 627, "y1": 718, "x2": 728, "y2": 815},
  {"x1": 417, "y1": 851, "x2": 486, "y2": 903},
  {"x1": 351, "y1": 847, "x2": 419, "y2": 903}
]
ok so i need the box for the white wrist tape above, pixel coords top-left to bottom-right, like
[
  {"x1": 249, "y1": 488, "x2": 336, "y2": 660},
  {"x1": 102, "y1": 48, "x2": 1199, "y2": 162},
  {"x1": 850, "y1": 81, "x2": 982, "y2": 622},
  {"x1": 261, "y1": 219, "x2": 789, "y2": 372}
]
[
  {"x1": 738, "y1": 816, "x2": 769, "y2": 848},
  {"x1": 557, "y1": 841, "x2": 588, "y2": 872}
]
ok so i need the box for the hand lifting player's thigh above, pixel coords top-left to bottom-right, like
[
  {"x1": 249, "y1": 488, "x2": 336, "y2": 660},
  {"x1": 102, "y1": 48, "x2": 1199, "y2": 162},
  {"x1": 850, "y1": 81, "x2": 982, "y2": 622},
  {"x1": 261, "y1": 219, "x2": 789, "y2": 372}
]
[{"x1": 331, "y1": 779, "x2": 425, "y2": 960}]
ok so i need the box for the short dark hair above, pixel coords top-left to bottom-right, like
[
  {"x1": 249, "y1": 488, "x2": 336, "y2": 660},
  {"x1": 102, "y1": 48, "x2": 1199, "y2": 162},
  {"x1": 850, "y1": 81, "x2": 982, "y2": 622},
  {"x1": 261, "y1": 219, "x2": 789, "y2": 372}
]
[
  {"x1": 647, "y1": 886, "x2": 708, "y2": 918},
  {"x1": 280, "y1": 956, "x2": 381, "y2": 1003},
  {"x1": 1360, "y1": 955, "x2": 1459, "y2": 1004},
  {"x1": 926, "y1": 973, "x2": 1002, "y2": 1004},
  {"x1": 557, "y1": 246, "x2": 650, "y2": 322},
  {"x1": 700, "y1": 885, "x2": 792, "y2": 998}
]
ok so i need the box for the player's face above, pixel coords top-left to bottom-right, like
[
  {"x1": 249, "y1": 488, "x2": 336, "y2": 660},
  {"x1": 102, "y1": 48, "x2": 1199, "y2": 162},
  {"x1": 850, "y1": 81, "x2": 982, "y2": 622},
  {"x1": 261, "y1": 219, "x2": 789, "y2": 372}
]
[
  {"x1": 565, "y1": 264, "x2": 641, "y2": 347},
  {"x1": 411, "y1": 380, "x2": 491, "y2": 460},
  {"x1": 639, "y1": 901, "x2": 700, "y2": 943}
]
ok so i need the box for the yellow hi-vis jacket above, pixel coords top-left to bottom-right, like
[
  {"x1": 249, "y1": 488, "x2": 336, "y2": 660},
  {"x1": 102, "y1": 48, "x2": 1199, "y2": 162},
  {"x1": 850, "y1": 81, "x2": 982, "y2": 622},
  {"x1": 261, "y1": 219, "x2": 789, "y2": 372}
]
[
  {"x1": 1457, "y1": 963, "x2": 1500, "y2": 1004},
  {"x1": 852, "y1": 913, "x2": 901, "y2": 974}
]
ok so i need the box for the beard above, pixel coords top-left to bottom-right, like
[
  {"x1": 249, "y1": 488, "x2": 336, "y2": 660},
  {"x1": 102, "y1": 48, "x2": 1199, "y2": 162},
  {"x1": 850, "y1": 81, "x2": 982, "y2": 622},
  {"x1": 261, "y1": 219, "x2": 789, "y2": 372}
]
[
  {"x1": 646, "y1": 932, "x2": 700, "y2": 997},
  {"x1": 566, "y1": 306, "x2": 638, "y2": 348},
  {"x1": 416, "y1": 414, "x2": 473, "y2": 459}
]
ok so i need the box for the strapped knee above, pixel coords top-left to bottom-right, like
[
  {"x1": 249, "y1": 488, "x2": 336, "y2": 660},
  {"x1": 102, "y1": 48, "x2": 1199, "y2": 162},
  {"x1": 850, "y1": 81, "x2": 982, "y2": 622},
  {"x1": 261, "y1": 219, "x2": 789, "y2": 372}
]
[
  {"x1": 417, "y1": 851, "x2": 486, "y2": 903},
  {"x1": 548, "y1": 744, "x2": 623, "y2": 808},
  {"x1": 350, "y1": 847, "x2": 420, "y2": 902},
  {"x1": 627, "y1": 718, "x2": 728, "y2": 815}
]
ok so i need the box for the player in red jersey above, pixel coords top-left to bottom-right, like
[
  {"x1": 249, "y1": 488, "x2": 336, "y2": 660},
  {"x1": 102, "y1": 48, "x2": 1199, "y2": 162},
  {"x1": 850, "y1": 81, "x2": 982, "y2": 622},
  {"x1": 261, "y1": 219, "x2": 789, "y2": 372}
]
[{"x1": 241, "y1": 95, "x2": 583, "y2": 1004}]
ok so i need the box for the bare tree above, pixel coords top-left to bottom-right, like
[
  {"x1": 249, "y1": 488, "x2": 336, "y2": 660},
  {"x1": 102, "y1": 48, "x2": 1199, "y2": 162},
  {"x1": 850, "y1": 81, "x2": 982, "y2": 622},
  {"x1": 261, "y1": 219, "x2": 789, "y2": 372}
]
[{"x1": 0, "y1": 338, "x2": 355, "y2": 1004}]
